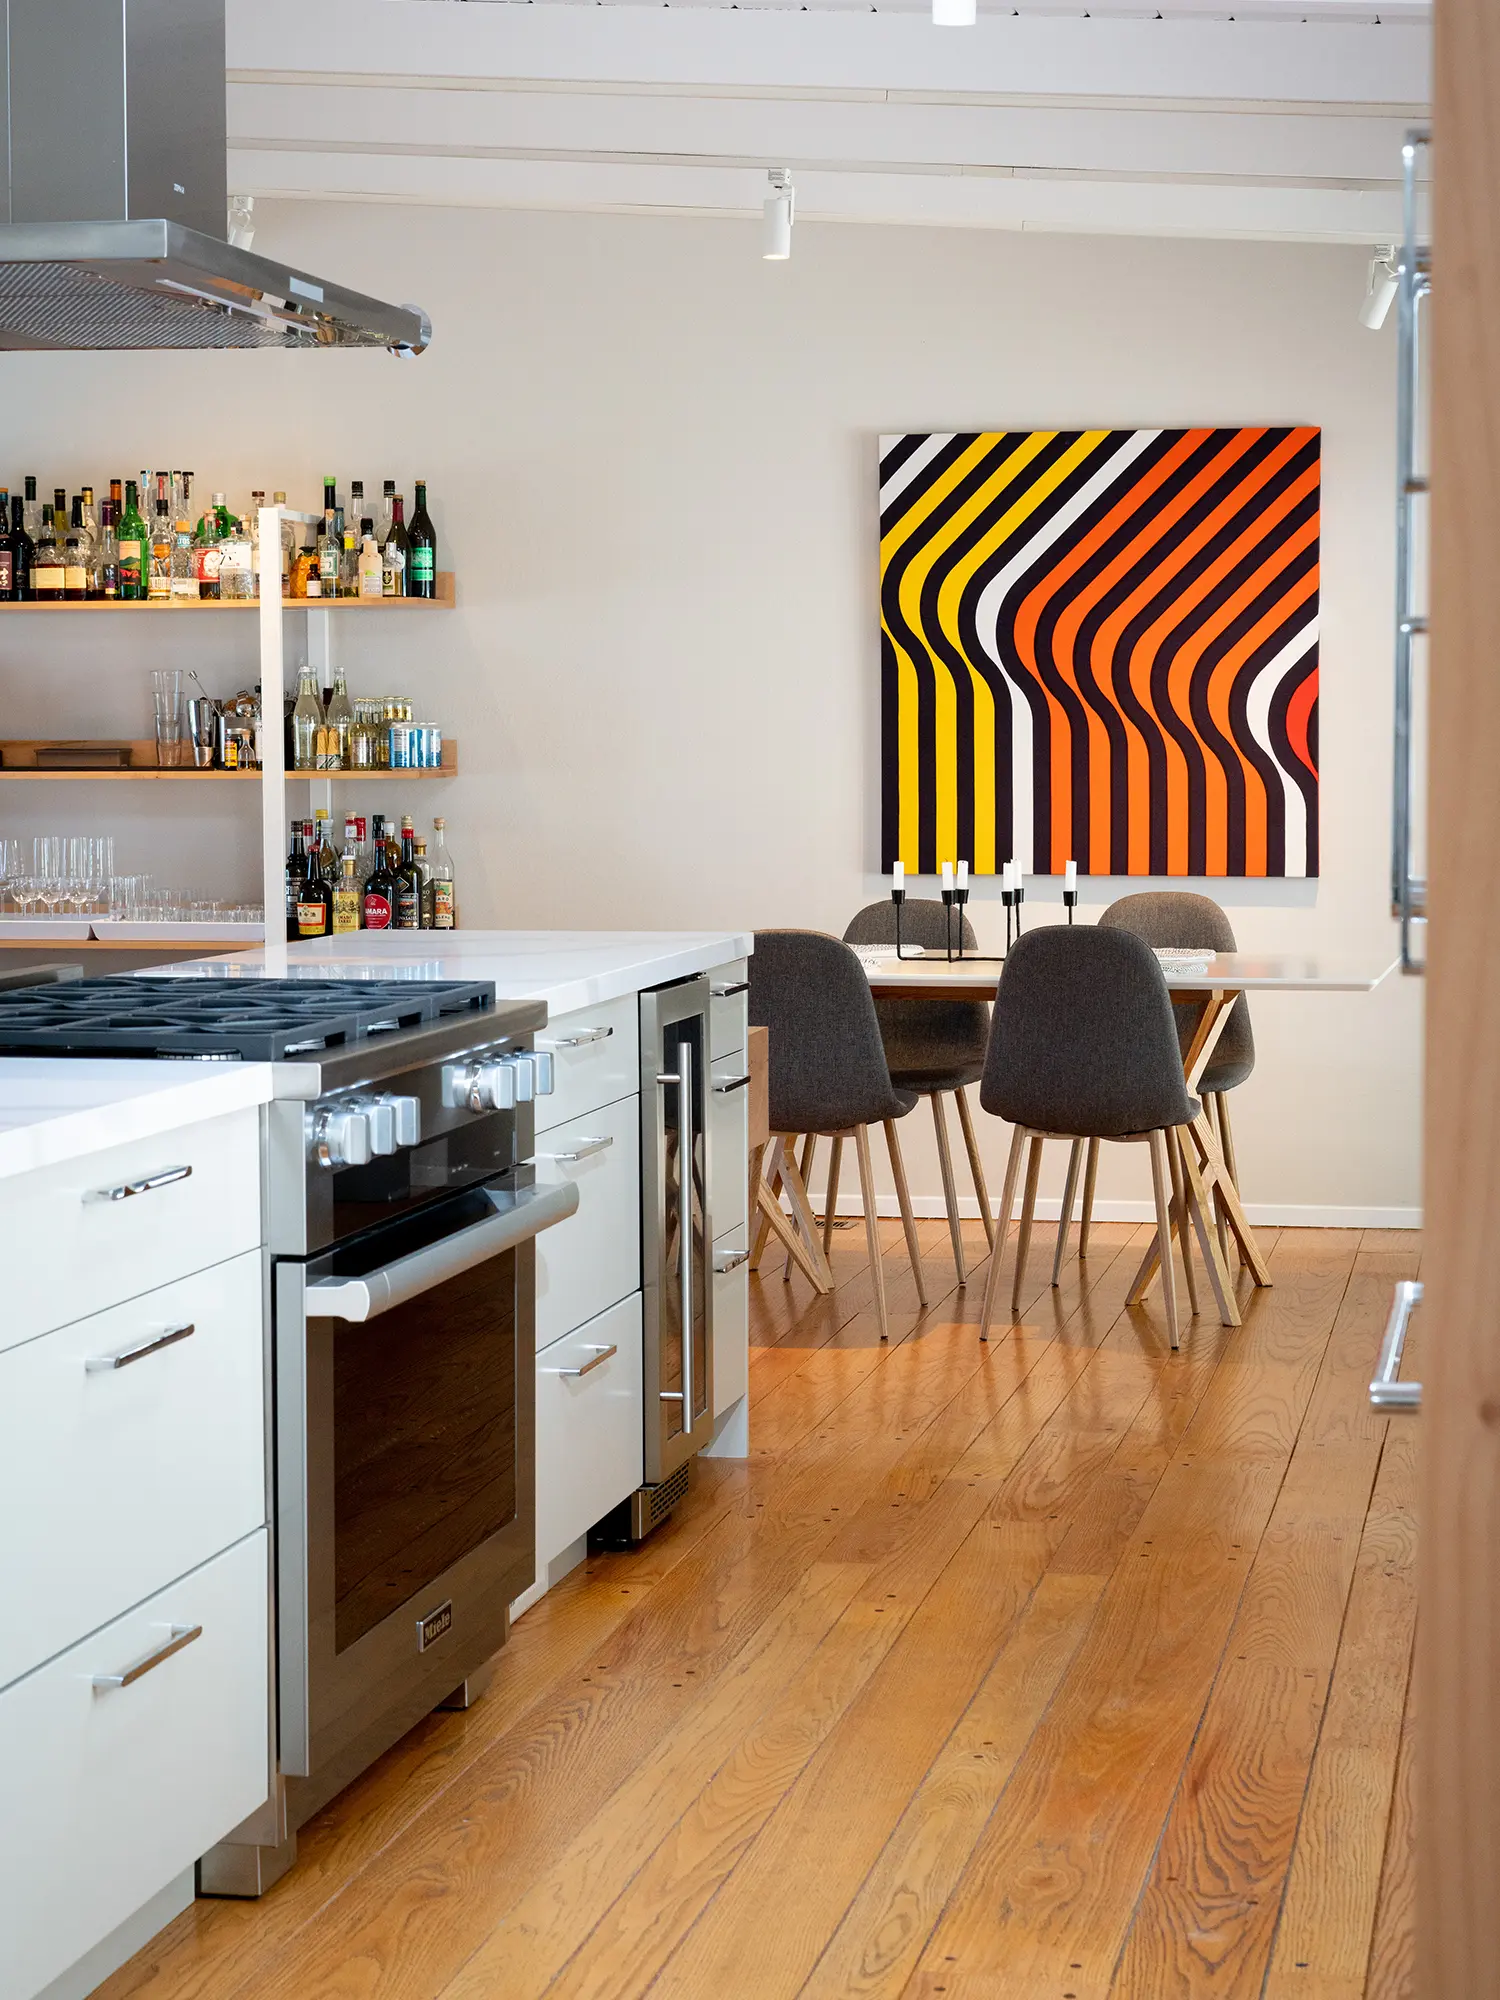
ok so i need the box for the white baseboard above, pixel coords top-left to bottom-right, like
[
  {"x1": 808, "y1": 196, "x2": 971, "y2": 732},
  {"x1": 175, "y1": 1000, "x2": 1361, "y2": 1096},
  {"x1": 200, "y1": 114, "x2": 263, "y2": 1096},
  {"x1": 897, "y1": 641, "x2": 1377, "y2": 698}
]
[{"x1": 824, "y1": 1195, "x2": 1422, "y2": 1230}]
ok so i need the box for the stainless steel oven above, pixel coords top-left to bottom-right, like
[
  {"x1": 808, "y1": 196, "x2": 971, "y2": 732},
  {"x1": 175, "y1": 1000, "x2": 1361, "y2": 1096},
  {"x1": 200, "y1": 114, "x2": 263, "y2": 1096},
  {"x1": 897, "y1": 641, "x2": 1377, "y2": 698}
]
[
  {"x1": 273, "y1": 1168, "x2": 575, "y2": 1822},
  {"x1": 640, "y1": 976, "x2": 715, "y2": 1486}
]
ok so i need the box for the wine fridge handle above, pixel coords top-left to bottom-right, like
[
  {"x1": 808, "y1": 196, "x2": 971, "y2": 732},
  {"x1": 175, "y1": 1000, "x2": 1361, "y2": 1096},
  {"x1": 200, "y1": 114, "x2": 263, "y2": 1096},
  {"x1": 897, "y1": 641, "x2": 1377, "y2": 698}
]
[{"x1": 656, "y1": 1044, "x2": 694, "y2": 1423}]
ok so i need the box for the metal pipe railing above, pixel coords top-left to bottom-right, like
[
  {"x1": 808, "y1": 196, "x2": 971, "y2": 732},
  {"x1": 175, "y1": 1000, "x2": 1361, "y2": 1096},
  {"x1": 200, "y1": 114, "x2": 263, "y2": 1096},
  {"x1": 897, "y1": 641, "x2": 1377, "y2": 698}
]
[{"x1": 1392, "y1": 129, "x2": 1431, "y2": 976}]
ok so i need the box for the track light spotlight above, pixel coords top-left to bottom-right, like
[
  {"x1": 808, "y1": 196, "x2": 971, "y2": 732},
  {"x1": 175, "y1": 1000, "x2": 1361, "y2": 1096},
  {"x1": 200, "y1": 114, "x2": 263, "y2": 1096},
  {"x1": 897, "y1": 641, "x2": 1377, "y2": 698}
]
[
  {"x1": 932, "y1": 0, "x2": 977, "y2": 25},
  {"x1": 1360, "y1": 245, "x2": 1399, "y2": 331},
  {"x1": 763, "y1": 170, "x2": 794, "y2": 261}
]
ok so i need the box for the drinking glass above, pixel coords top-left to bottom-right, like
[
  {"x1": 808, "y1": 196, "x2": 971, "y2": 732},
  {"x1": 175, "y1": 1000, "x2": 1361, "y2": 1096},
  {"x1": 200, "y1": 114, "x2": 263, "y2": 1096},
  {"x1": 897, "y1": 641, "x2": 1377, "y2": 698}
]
[{"x1": 152, "y1": 669, "x2": 185, "y2": 768}]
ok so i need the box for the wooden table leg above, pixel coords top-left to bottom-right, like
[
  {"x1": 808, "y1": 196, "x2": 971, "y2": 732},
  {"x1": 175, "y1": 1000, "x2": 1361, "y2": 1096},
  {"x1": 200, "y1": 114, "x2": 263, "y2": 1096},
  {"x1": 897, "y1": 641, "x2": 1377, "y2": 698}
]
[{"x1": 1177, "y1": 1125, "x2": 1241, "y2": 1327}]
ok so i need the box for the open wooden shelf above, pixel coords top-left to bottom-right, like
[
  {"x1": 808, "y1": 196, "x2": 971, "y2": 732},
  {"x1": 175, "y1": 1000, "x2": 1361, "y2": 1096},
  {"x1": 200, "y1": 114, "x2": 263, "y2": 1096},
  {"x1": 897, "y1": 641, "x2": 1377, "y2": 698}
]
[
  {"x1": 0, "y1": 571, "x2": 456, "y2": 610},
  {"x1": 0, "y1": 740, "x2": 459, "y2": 780}
]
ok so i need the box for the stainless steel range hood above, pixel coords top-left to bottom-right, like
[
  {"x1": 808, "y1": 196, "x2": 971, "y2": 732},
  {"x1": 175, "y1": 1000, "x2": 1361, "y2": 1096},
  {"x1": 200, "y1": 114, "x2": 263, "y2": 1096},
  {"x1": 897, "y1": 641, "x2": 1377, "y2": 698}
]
[{"x1": 0, "y1": 0, "x2": 429, "y2": 354}]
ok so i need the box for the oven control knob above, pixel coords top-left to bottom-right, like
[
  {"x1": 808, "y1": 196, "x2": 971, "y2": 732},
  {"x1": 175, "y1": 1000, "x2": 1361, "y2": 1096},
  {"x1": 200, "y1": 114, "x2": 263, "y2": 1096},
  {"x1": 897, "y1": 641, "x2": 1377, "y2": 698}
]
[
  {"x1": 364, "y1": 1100, "x2": 397, "y2": 1157},
  {"x1": 531, "y1": 1051, "x2": 555, "y2": 1096},
  {"x1": 385, "y1": 1095, "x2": 422, "y2": 1146},
  {"x1": 309, "y1": 1105, "x2": 373, "y2": 1171},
  {"x1": 443, "y1": 1057, "x2": 515, "y2": 1113},
  {"x1": 504, "y1": 1054, "x2": 535, "y2": 1103}
]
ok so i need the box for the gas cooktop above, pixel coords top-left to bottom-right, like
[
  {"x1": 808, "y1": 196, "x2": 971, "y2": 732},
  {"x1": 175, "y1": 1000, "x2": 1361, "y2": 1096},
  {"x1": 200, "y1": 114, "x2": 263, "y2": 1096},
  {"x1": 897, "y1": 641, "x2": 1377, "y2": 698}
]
[{"x1": 0, "y1": 976, "x2": 499, "y2": 1062}]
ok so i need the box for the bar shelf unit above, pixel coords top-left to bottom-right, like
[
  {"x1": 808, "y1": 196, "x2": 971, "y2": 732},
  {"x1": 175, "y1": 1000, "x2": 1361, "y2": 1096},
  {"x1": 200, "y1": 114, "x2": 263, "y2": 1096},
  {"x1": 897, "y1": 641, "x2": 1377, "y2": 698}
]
[
  {"x1": 0, "y1": 572, "x2": 455, "y2": 610},
  {"x1": 0, "y1": 741, "x2": 459, "y2": 779}
]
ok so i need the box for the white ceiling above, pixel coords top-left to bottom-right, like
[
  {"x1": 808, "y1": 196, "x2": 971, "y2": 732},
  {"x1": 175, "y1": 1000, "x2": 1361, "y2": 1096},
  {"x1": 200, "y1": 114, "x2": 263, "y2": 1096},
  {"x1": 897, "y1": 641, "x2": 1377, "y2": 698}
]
[{"x1": 225, "y1": 0, "x2": 1431, "y2": 243}]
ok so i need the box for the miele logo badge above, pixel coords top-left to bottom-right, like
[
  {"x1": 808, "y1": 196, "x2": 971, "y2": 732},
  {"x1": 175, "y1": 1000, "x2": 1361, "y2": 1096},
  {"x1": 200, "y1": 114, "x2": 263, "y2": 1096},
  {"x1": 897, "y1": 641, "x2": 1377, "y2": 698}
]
[{"x1": 417, "y1": 1601, "x2": 453, "y2": 1652}]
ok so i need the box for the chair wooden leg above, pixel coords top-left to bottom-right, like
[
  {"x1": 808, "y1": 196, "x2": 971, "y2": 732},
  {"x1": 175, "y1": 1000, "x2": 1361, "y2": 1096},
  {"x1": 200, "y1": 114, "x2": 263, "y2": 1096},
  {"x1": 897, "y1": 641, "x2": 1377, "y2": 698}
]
[
  {"x1": 749, "y1": 1137, "x2": 784, "y2": 1270},
  {"x1": 980, "y1": 1125, "x2": 1028, "y2": 1341},
  {"x1": 954, "y1": 1088, "x2": 995, "y2": 1251},
  {"x1": 779, "y1": 1136, "x2": 834, "y2": 1291},
  {"x1": 1166, "y1": 1130, "x2": 1200, "y2": 1318},
  {"x1": 854, "y1": 1124, "x2": 890, "y2": 1341},
  {"x1": 931, "y1": 1093, "x2": 967, "y2": 1286},
  {"x1": 884, "y1": 1118, "x2": 928, "y2": 1307},
  {"x1": 1011, "y1": 1134, "x2": 1045, "y2": 1316},
  {"x1": 756, "y1": 1176, "x2": 833, "y2": 1294},
  {"x1": 1176, "y1": 1128, "x2": 1241, "y2": 1328},
  {"x1": 821, "y1": 1135, "x2": 843, "y2": 1261},
  {"x1": 1148, "y1": 1128, "x2": 1181, "y2": 1351},
  {"x1": 1078, "y1": 1137, "x2": 1101, "y2": 1258},
  {"x1": 1052, "y1": 1139, "x2": 1084, "y2": 1288},
  {"x1": 785, "y1": 1133, "x2": 817, "y2": 1281}
]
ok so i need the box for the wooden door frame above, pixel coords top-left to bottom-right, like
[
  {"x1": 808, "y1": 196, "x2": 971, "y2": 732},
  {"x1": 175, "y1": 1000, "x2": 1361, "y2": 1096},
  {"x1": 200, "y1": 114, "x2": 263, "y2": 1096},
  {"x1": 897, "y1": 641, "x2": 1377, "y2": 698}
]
[{"x1": 1422, "y1": 8, "x2": 1500, "y2": 1989}]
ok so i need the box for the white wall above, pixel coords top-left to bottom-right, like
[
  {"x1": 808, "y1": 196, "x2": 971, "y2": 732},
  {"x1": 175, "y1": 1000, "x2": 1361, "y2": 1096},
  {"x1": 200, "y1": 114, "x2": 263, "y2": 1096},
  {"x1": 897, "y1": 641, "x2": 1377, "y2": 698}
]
[{"x1": 0, "y1": 201, "x2": 1421, "y2": 1221}]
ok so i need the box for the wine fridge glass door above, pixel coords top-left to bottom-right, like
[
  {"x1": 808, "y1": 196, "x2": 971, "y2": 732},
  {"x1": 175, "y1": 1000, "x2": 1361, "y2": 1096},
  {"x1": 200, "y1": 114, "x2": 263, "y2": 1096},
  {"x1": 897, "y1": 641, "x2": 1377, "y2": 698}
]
[{"x1": 642, "y1": 977, "x2": 714, "y2": 1483}]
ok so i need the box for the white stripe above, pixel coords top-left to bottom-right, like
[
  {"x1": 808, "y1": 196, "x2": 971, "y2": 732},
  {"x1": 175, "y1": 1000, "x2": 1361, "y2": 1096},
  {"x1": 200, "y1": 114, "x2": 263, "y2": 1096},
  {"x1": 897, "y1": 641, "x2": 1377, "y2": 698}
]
[
  {"x1": 969, "y1": 430, "x2": 1162, "y2": 873},
  {"x1": 878, "y1": 432, "x2": 954, "y2": 514},
  {"x1": 1243, "y1": 622, "x2": 1317, "y2": 878}
]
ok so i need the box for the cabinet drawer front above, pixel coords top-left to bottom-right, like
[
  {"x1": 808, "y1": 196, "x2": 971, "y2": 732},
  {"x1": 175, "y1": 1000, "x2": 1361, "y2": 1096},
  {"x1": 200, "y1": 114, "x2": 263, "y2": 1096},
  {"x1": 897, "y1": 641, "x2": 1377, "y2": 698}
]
[
  {"x1": 710, "y1": 960, "x2": 749, "y2": 1061},
  {"x1": 713, "y1": 1228, "x2": 750, "y2": 1419},
  {"x1": 0, "y1": 1530, "x2": 270, "y2": 2000},
  {"x1": 0, "y1": 1251, "x2": 266, "y2": 1692},
  {"x1": 534, "y1": 1096, "x2": 641, "y2": 1351},
  {"x1": 537, "y1": 993, "x2": 640, "y2": 1135},
  {"x1": 535, "y1": 1294, "x2": 643, "y2": 1567},
  {"x1": 707, "y1": 1055, "x2": 750, "y2": 1238},
  {"x1": 1, "y1": 1105, "x2": 262, "y2": 1353}
]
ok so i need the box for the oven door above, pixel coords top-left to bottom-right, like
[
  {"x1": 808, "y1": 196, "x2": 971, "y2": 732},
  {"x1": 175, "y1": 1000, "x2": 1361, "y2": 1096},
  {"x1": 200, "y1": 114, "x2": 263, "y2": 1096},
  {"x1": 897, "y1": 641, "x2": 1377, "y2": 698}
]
[{"x1": 274, "y1": 1173, "x2": 578, "y2": 1804}]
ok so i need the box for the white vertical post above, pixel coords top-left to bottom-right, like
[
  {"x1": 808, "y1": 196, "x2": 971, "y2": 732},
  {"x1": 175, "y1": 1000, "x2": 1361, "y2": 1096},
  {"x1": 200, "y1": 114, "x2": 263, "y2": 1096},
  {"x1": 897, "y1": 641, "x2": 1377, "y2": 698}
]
[{"x1": 259, "y1": 505, "x2": 287, "y2": 974}]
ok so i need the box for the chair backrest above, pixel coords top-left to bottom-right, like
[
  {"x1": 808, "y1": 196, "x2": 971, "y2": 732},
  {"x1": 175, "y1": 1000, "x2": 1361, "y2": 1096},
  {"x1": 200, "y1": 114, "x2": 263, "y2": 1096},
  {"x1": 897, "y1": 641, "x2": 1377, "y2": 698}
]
[
  {"x1": 842, "y1": 898, "x2": 989, "y2": 1083},
  {"x1": 749, "y1": 930, "x2": 909, "y2": 1135},
  {"x1": 1099, "y1": 889, "x2": 1254, "y2": 1085},
  {"x1": 979, "y1": 924, "x2": 1196, "y2": 1137}
]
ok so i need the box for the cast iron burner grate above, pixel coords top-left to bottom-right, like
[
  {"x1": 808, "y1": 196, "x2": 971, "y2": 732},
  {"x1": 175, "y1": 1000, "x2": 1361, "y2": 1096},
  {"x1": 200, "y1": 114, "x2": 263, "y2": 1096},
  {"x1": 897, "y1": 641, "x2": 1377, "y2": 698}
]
[{"x1": 0, "y1": 977, "x2": 498, "y2": 1061}]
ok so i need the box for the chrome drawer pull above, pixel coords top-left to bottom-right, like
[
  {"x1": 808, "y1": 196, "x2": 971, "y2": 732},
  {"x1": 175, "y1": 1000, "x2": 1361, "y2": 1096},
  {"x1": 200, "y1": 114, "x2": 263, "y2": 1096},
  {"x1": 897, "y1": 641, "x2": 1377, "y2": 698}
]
[
  {"x1": 538, "y1": 1025, "x2": 614, "y2": 1050},
  {"x1": 553, "y1": 1342, "x2": 619, "y2": 1379},
  {"x1": 1370, "y1": 1279, "x2": 1423, "y2": 1414},
  {"x1": 713, "y1": 1073, "x2": 751, "y2": 1094},
  {"x1": 85, "y1": 1163, "x2": 192, "y2": 1205},
  {"x1": 534, "y1": 1135, "x2": 614, "y2": 1163},
  {"x1": 711, "y1": 980, "x2": 750, "y2": 998},
  {"x1": 715, "y1": 1250, "x2": 749, "y2": 1273},
  {"x1": 92, "y1": 1623, "x2": 202, "y2": 1692},
  {"x1": 85, "y1": 1323, "x2": 195, "y2": 1373}
]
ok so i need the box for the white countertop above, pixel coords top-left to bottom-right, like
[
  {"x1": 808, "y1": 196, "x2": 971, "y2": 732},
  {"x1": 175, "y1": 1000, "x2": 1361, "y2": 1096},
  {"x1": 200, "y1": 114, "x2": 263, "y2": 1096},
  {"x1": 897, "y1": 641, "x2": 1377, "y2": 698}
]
[
  {"x1": 860, "y1": 948, "x2": 1397, "y2": 995},
  {"x1": 152, "y1": 930, "x2": 755, "y2": 1019},
  {"x1": 0, "y1": 1058, "x2": 275, "y2": 1182}
]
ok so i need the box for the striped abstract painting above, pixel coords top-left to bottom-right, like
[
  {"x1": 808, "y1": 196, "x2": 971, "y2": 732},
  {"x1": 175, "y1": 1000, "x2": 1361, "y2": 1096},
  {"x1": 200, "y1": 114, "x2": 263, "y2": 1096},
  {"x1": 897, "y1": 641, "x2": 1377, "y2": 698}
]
[{"x1": 880, "y1": 427, "x2": 1320, "y2": 878}]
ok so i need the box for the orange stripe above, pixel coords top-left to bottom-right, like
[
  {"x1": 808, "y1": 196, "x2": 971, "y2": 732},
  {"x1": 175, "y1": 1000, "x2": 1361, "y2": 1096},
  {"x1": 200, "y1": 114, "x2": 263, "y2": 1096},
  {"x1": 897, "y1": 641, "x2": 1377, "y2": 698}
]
[{"x1": 1206, "y1": 561, "x2": 1319, "y2": 875}]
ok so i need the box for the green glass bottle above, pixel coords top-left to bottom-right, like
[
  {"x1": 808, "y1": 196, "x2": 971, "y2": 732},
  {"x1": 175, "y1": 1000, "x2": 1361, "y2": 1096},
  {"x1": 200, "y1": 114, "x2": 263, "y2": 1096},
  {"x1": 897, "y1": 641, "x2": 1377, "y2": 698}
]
[
  {"x1": 117, "y1": 479, "x2": 149, "y2": 601},
  {"x1": 408, "y1": 480, "x2": 437, "y2": 599}
]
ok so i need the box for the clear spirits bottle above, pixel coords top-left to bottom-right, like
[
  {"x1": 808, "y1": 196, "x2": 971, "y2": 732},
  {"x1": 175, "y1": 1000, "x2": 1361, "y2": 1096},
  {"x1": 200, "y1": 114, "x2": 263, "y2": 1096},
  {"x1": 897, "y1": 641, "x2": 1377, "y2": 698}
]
[
  {"x1": 97, "y1": 500, "x2": 120, "y2": 599},
  {"x1": 429, "y1": 817, "x2": 456, "y2": 929},
  {"x1": 413, "y1": 835, "x2": 434, "y2": 928},
  {"x1": 62, "y1": 497, "x2": 88, "y2": 602},
  {"x1": 22, "y1": 476, "x2": 39, "y2": 542},
  {"x1": 333, "y1": 855, "x2": 362, "y2": 934},
  {"x1": 291, "y1": 666, "x2": 322, "y2": 771},
  {"x1": 170, "y1": 519, "x2": 200, "y2": 600},
  {"x1": 33, "y1": 505, "x2": 64, "y2": 599},
  {"x1": 273, "y1": 490, "x2": 294, "y2": 596},
  {"x1": 324, "y1": 670, "x2": 355, "y2": 767},
  {"x1": 375, "y1": 478, "x2": 395, "y2": 549}
]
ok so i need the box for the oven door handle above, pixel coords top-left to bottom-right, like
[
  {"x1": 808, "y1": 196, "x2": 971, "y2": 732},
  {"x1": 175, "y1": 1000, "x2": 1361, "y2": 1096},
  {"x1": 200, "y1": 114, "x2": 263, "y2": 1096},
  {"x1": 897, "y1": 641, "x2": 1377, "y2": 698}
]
[{"x1": 305, "y1": 1180, "x2": 580, "y2": 1323}]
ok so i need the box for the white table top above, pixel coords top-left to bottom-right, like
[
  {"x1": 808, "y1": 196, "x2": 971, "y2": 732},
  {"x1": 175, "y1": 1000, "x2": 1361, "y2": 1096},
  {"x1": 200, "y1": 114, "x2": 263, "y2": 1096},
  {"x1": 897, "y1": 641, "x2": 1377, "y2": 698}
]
[{"x1": 859, "y1": 950, "x2": 1397, "y2": 995}]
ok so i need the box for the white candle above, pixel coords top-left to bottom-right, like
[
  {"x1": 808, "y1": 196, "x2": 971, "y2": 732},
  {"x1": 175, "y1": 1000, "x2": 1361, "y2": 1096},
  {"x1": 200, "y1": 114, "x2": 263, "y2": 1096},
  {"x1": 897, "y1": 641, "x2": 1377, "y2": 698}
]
[
  {"x1": 1065, "y1": 859, "x2": 1077, "y2": 893},
  {"x1": 1002, "y1": 860, "x2": 1014, "y2": 893},
  {"x1": 957, "y1": 860, "x2": 969, "y2": 892},
  {"x1": 892, "y1": 860, "x2": 905, "y2": 892},
  {"x1": 942, "y1": 861, "x2": 954, "y2": 892}
]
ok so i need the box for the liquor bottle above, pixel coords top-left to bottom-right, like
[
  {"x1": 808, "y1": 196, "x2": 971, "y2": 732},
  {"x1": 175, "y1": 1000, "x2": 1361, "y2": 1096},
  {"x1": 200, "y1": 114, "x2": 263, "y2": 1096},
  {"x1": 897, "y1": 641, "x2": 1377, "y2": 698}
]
[
  {"x1": 273, "y1": 490, "x2": 295, "y2": 594},
  {"x1": 413, "y1": 835, "x2": 434, "y2": 928},
  {"x1": 97, "y1": 500, "x2": 121, "y2": 599},
  {"x1": 332, "y1": 855, "x2": 362, "y2": 934},
  {"x1": 291, "y1": 666, "x2": 322, "y2": 771},
  {"x1": 429, "y1": 817, "x2": 456, "y2": 929},
  {"x1": 312, "y1": 807, "x2": 339, "y2": 882},
  {"x1": 375, "y1": 478, "x2": 396, "y2": 549},
  {"x1": 351, "y1": 814, "x2": 373, "y2": 888},
  {"x1": 79, "y1": 486, "x2": 101, "y2": 595},
  {"x1": 0, "y1": 495, "x2": 12, "y2": 601},
  {"x1": 363, "y1": 820, "x2": 397, "y2": 931},
  {"x1": 325, "y1": 670, "x2": 354, "y2": 766},
  {"x1": 108, "y1": 477, "x2": 123, "y2": 526},
  {"x1": 22, "y1": 476, "x2": 39, "y2": 542},
  {"x1": 62, "y1": 497, "x2": 88, "y2": 602},
  {"x1": 194, "y1": 493, "x2": 228, "y2": 600},
  {"x1": 395, "y1": 815, "x2": 422, "y2": 929},
  {"x1": 295, "y1": 831, "x2": 333, "y2": 942},
  {"x1": 33, "y1": 506, "x2": 64, "y2": 599},
  {"x1": 9, "y1": 493, "x2": 35, "y2": 601},
  {"x1": 381, "y1": 493, "x2": 409, "y2": 598},
  {"x1": 218, "y1": 513, "x2": 253, "y2": 600},
  {"x1": 408, "y1": 480, "x2": 437, "y2": 599},
  {"x1": 357, "y1": 525, "x2": 382, "y2": 598},
  {"x1": 149, "y1": 478, "x2": 173, "y2": 601},
  {"x1": 316, "y1": 478, "x2": 338, "y2": 599},
  {"x1": 285, "y1": 818, "x2": 309, "y2": 942},
  {"x1": 170, "y1": 519, "x2": 200, "y2": 600},
  {"x1": 339, "y1": 509, "x2": 359, "y2": 598},
  {"x1": 52, "y1": 488, "x2": 66, "y2": 540},
  {"x1": 118, "y1": 479, "x2": 148, "y2": 600}
]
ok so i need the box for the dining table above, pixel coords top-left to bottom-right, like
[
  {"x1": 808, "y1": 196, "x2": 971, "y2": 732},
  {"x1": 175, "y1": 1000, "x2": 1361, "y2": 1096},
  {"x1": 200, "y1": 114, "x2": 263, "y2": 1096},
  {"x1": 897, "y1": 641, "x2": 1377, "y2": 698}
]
[{"x1": 854, "y1": 945, "x2": 1398, "y2": 1327}]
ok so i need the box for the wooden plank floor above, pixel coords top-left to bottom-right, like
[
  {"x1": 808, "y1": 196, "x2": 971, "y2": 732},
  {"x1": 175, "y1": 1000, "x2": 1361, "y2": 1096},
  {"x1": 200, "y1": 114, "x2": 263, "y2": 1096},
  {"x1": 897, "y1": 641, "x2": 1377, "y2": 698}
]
[{"x1": 96, "y1": 1211, "x2": 1419, "y2": 2000}]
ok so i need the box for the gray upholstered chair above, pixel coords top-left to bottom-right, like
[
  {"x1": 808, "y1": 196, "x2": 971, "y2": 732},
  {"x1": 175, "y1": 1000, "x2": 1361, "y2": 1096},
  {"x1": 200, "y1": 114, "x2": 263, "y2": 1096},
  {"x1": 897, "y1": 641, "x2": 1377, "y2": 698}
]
[
  {"x1": 842, "y1": 899, "x2": 992, "y2": 1285},
  {"x1": 1070, "y1": 891, "x2": 1254, "y2": 1269},
  {"x1": 975, "y1": 924, "x2": 1205, "y2": 1350},
  {"x1": 748, "y1": 930, "x2": 927, "y2": 1341}
]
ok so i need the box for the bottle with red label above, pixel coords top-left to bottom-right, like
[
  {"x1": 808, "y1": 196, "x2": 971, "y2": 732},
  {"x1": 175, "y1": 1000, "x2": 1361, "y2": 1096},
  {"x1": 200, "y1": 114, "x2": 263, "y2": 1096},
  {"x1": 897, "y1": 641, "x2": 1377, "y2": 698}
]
[{"x1": 363, "y1": 812, "x2": 397, "y2": 931}]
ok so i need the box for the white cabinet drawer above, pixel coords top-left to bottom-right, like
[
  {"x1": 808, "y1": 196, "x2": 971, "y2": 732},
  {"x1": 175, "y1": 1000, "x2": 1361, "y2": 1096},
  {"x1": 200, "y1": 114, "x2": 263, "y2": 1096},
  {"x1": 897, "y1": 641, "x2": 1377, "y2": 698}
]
[
  {"x1": 0, "y1": 1250, "x2": 266, "y2": 1693},
  {"x1": 537, "y1": 993, "x2": 641, "y2": 1134},
  {"x1": 0, "y1": 1529, "x2": 270, "y2": 2000},
  {"x1": 533, "y1": 1095, "x2": 641, "y2": 1351},
  {"x1": 535, "y1": 1294, "x2": 643, "y2": 1568},
  {"x1": 713, "y1": 1228, "x2": 750, "y2": 1419},
  {"x1": 708, "y1": 1055, "x2": 750, "y2": 1238},
  {"x1": 710, "y1": 960, "x2": 749, "y2": 1061},
  {"x1": 0, "y1": 1106, "x2": 261, "y2": 1354}
]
